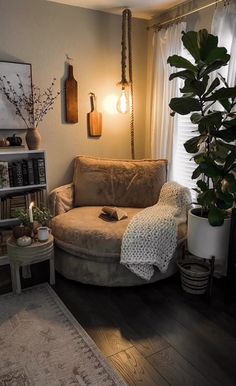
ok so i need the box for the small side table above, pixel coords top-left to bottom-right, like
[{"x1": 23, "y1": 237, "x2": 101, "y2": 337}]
[{"x1": 7, "y1": 235, "x2": 55, "y2": 294}]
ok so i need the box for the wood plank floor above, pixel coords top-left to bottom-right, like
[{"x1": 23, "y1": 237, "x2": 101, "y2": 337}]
[{"x1": 0, "y1": 261, "x2": 236, "y2": 386}]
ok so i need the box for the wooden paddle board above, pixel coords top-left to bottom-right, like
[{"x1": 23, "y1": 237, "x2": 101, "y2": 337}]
[
  {"x1": 88, "y1": 93, "x2": 102, "y2": 137},
  {"x1": 65, "y1": 64, "x2": 78, "y2": 123}
]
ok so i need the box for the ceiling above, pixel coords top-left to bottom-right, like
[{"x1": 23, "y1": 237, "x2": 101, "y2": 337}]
[{"x1": 48, "y1": 0, "x2": 186, "y2": 20}]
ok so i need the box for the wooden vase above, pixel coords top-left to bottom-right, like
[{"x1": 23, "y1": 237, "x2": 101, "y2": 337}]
[{"x1": 25, "y1": 128, "x2": 41, "y2": 150}]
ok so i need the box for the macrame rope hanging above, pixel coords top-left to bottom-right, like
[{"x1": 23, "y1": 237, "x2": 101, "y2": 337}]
[{"x1": 118, "y1": 8, "x2": 135, "y2": 159}]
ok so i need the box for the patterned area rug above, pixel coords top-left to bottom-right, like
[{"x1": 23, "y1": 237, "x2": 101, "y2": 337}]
[{"x1": 0, "y1": 283, "x2": 126, "y2": 386}]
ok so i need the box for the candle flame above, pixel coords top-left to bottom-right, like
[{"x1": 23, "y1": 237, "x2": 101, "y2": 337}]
[{"x1": 29, "y1": 202, "x2": 34, "y2": 209}]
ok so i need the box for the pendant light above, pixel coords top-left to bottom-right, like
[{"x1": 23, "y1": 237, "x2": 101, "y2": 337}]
[{"x1": 117, "y1": 8, "x2": 135, "y2": 159}]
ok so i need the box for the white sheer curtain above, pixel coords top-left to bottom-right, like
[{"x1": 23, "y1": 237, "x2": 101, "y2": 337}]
[
  {"x1": 212, "y1": 1, "x2": 236, "y2": 86},
  {"x1": 149, "y1": 22, "x2": 186, "y2": 178}
]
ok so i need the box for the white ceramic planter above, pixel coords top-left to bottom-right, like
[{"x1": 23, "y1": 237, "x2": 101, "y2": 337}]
[{"x1": 187, "y1": 209, "x2": 231, "y2": 276}]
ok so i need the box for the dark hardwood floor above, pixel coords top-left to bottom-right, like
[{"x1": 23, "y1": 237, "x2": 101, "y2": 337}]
[{"x1": 0, "y1": 261, "x2": 236, "y2": 386}]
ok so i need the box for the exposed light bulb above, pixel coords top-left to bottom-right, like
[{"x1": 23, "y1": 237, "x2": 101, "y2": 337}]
[{"x1": 117, "y1": 87, "x2": 129, "y2": 114}]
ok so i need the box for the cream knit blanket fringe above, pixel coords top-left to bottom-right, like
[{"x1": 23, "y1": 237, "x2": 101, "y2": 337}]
[{"x1": 120, "y1": 182, "x2": 192, "y2": 280}]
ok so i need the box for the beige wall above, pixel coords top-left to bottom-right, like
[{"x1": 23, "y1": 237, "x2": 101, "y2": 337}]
[{"x1": 0, "y1": 0, "x2": 148, "y2": 190}]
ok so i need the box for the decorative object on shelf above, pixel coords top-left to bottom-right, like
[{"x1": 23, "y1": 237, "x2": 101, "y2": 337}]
[
  {"x1": 0, "y1": 161, "x2": 10, "y2": 188},
  {"x1": 0, "y1": 61, "x2": 60, "y2": 149},
  {"x1": 65, "y1": 60, "x2": 78, "y2": 123},
  {"x1": 29, "y1": 201, "x2": 34, "y2": 223},
  {"x1": 87, "y1": 92, "x2": 102, "y2": 137},
  {"x1": 12, "y1": 224, "x2": 31, "y2": 239},
  {"x1": 0, "y1": 138, "x2": 10, "y2": 147},
  {"x1": 117, "y1": 8, "x2": 135, "y2": 159},
  {"x1": 25, "y1": 128, "x2": 42, "y2": 150},
  {"x1": 168, "y1": 29, "x2": 236, "y2": 274},
  {"x1": 16, "y1": 235, "x2": 32, "y2": 247},
  {"x1": 33, "y1": 206, "x2": 52, "y2": 227},
  {"x1": 15, "y1": 205, "x2": 52, "y2": 227},
  {"x1": 6, "y1": 134, "x2": 22, "y2": 146},
  {"x1": 38, "y1": 226, "x2": 51, "y2": 242}
]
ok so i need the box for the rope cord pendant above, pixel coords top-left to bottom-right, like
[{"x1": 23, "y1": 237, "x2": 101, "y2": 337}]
[{"x1": 118, "y1": 8, "x2": 135, "y2": 159}]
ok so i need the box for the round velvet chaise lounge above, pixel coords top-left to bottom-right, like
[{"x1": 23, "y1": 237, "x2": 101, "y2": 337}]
[{"x1": 49, "y1": 156, "x2": 186, "y2": 286}]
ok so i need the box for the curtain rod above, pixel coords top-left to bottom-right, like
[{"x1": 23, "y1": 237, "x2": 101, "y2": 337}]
[{"x1": 148, "y1": 0, "x2": 225, "y2": 31}]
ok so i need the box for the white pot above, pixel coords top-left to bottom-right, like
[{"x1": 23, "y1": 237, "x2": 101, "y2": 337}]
[{"x1": 187, "y1": 209, "x2": 231, "y2": 276}]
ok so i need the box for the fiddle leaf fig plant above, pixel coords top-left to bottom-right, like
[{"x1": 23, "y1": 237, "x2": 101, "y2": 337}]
[{"x1": 168, "y1": 29, "x2": 236, "y2": 226}]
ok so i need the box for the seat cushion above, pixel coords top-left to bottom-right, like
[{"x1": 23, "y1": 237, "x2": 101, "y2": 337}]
[
  {"x1": 52, "y1": 206, "x2": 187, "y2": 263},
  {"x1": 73, "y1": 156, "x2": 167, "y2": 208}
]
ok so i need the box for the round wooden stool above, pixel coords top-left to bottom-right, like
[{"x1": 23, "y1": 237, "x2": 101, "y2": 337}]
[{"x1": 7, "y1": 235, "x2": 55, "y2": 294}]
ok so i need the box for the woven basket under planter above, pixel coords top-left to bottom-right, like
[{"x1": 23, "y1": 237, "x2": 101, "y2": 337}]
[{"x1": 177, "y1": 258, "x2": 211, "y2": 295}]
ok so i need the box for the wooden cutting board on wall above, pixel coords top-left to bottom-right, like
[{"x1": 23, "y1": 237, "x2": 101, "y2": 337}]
[
  {"x1": 65, "y1": 64, "x2": 78, "y2": 123},
  {"x1": 88, "y1": 92, "x2": 102, "y2": 137}
]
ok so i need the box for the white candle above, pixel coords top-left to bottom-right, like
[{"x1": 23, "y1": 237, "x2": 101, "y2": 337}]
[{"x1": 29, "y1": 202, "x2": 34, "y2": 223}]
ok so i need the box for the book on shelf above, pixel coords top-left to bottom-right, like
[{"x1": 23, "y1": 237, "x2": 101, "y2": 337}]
[
  {"x1": 8, "y1": 162, "x2": 14, "y2": 187},
  {"x1": 27, "y1": 159, "x2": 35, "y2": 185},
  {"x1": 0, "y1": 158, "x2": 46, "y2": 189},
  {"x1": 12, "y1": 161, "x2": 24, "y2": 187},
  {"x1": 22, "y1": 160, "x2": 29, "y2": 186},
  {"x1": 37, "y1": 158, "x2": 46, "y2": 184},
  {"x1": 0, "y1": 161, "x2": 10, "y2": 189},
  {"x1": 33, "y1": 159, "x2": 40, "y2": 184},
  {"x1": 0, "y1": 188, "x2": 47, "y2": 220}
]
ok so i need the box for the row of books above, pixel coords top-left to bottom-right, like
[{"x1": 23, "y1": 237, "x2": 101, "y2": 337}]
[
  {"x1": 0, "y1": 158, "x2": 46, "y2": 189},
  {"x1": 0, "y1": 189, "x2": 47, "y2": 220}
]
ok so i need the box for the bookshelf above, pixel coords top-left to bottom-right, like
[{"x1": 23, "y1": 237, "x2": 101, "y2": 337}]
[{"x1": 0, "y1": 149, "x2": 48, "y2": 265}]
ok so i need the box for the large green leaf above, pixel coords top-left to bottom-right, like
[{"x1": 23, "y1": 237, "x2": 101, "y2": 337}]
[
  {"x1": 184, "y1": 136, "x2": 202, "y2": 153},
  {"x1": 208, "y1": 207, "x2": 225, "y2": 226},
  {"x1": 204, "y1": 87, "x2": 236, "y2": 101},
  {"x1": 193, "y1": 153, "x2": 206, "y2": 164},
  {"x1": 216, "y1": 140, "x2": 236, "y2": 152},
  {"x1": 217, "y1": 127, "x2": 236, "y2": 142},
  {"x1": 198, "y1": 29, "x2": 218, "y2": 61},
  {"x1": 203, "y1": 78, "x2": 220, "y2": 97},
  {"x1": 197, "y1": 189, "x2": 216, "y2": 206},
  {"x1": 224, "y1": 152, "x2": 236, "y2": 171},
  {"x1": 180, "y1": 78, "x2": 208, "y2": 96},
  {"x1": 167, "y1": 55, "x2": 196, "y2": 71},
  {"x1": 197, "y1": 180, "x2": 208, "y2": 191},
  {"x1": 169, "y1": 97, "x2": 201, "y2": 115},
  {"x1": 190, "y1": 113, "x2": 202, "y2": 124},
  {"x1": 198, "y1": 112, "x2": 222, "y2": 133},
  {"x1": 224, "y1": 177, "x2": 236, "y2": 194},
  {"x1": 182, "y1": 31, "x2": 200, "y2": 61},
  {"x1": 205, "y1": 47, "x2": 229, "y2": 65},
  {"x1": 192, "y1": 166, "x2": 202, "y2": 179},
  {"x1": 223, "y1": 118, "x2": 236, "y2": 128},
  {"x1": 199, "y1": 159, "x2": 222, "y2": 178},
  {"x1": 169, "y1": 70, "x2": 195, "y2": 81},
  {"x1": 219, "y1": 98, "x2": 232, "y2": 113},
  {"x1": 199, "y1": 59, "x2": 230, "y2": 78},
  {"x1": 216, "y1": 191, "x2": 234, "y2": 209}
]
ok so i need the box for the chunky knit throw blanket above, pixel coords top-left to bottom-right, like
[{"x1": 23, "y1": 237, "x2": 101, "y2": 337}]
[{"x1": 120, "y1": 182, "x2": 191, "y2": 280}]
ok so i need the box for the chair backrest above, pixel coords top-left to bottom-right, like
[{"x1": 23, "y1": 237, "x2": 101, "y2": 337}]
[{"x1": 73, "y1": 156, "x2": 167, "y2": 208}]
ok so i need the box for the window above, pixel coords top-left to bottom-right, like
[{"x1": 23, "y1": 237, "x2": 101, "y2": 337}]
[{"x1": 171, "y1": 48, "x2": 196, "y2": 200}]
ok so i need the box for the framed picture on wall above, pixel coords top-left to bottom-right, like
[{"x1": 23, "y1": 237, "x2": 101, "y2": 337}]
[{"x1": 0, "y1": 60, "x2": 32, "y2": 129}]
